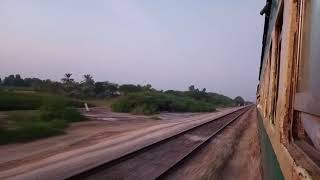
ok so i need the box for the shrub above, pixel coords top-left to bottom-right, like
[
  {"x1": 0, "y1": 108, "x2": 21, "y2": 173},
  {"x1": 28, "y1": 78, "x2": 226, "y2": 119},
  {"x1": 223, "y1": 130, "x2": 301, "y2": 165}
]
[
  {"x1": 0, "y1": 119, "x2": 68, "y2": 144},
  {"x1": 40, "y1": 96, "x2": 67, "y2": 120},
  {"x1": 111, "y1": 92, "x2": 216, "y2": 115},
  {"x1": 0, "y1": 91, "x2": 84, "y2": 111},
  {"x1": 40, "y1": 96, "x2": 84, "y2": 122},
  {"x1": 131, "y1": 104, "x2": 157, "y2": 115},
  {"x1": 111, "y1": 97, "x2": 134, "y2": 113},
  {"x1": 0, "y1": 111, "x2": 69, "y2": 144},
  {"x1": 63, "y1": 107, "x2": 85, "y2": 122},
  {"x1": 0, "y1": 92, "x2": 42, "y2": 111},
  {"x1": 0, "y1": 97, "x2": 85, "y2": 144}
]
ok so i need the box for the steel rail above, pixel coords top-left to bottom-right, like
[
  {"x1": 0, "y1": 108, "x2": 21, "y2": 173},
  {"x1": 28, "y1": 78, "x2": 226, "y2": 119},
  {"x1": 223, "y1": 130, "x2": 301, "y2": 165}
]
[
  {"x1": 156, "y1": 106, "x2": 251, "y2": 179},
  {"x1": 68, "y1": 106, "x2": 252, "y2": 180}
]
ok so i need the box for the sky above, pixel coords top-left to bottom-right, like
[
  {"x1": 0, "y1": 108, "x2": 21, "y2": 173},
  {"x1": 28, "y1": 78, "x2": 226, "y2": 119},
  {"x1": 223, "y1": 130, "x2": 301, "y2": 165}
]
[{"x1": 0, "y1": 0, "x2": 265, "y2": 101}]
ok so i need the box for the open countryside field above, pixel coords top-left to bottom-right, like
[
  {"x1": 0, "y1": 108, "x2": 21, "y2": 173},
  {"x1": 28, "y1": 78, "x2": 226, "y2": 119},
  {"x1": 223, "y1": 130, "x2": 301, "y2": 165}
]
[
  {"x1": 0, "y1": 84, "x2": 256, "y2": 180},
  {"x1": 0, "y1": 0, "x2": 268, "y2": 178},
  {"x1": 0, "y1": 75, "x2": 246, "y2": 144},
  {"x1": 0, "y1": 106, "x2": 254, "y2": 179}
]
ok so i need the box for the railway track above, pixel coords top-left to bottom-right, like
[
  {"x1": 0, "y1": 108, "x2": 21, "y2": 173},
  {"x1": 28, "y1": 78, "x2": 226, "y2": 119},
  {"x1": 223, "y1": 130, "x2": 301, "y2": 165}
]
[{"x1": 68, "y1": 106, "x2": 251, "y2": 180}]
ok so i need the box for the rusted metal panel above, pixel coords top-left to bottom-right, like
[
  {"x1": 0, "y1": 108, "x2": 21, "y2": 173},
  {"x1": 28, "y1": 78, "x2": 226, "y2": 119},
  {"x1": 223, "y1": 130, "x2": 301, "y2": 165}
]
[
  {"x1": 257, "y1": 0, "x2": 320, "y2": 179},
  {"x1": 301, "y1": 113, "x2": 320, "y2": 151}
]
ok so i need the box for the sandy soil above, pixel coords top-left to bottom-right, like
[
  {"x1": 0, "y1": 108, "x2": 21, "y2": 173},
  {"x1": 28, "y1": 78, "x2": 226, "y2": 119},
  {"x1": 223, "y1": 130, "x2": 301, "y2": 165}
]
[
  {"x1": 0, "y1": 119, "x2": 159, "y2": 171},
  {"x1": 165, "y1": 107, "x2": 262, "y2": 180},
  {"x1": 219, "y1": 108, "x2": 262, "y2": 180},
  {"x1": 0, "y1": 111, "x2": 165, "y2": 171},
  {"x1": 0, "y1": 107, "x2": 246, "y2": 180},
  {"x1": 0, "y1": 108, "x2": 203, "y2": 172},
  {"x1": 77, "y1": 109, "x2": 247, "y2": 180}
]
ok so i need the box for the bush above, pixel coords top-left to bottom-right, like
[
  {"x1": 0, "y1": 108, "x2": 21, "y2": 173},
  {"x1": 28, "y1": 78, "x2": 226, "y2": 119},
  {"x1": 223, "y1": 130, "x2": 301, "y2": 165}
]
[
  {"x1": 0, "y1": 111, "x2": 69, "y2": 144},
  {"x1": 168, "y1": 97, "x2": 215, "y2": 112},
  {"x1": 111, "y1": 97, "x2": 134, "y2": 113},
  {"x1": 165, "y1": 90, "x2": 236, "y2": 107},
  {"x1": 131, "y1": 104, "x2": 157, "y2": 115},
  {"x1": 0, "y1": 91, "x2": 84, "y2": 111},
  {"x1": 0, "y1": 97, "x2": 85, "y2": 144},
  {"x1": 0, "y1": 92, "x2": 42, "y2": 111},
  {"x1": 40, "y1": 96, "x2": 85, "y2": 122},
  {"x1": 63, "y1": 107, "x2": 85, "y2": 122},
  {"x1": 111, "y1": 92, "x2": 216, "y2": 115},
  {"x1": 0, "y1": 119, "x2": 68, "y2": 144}
]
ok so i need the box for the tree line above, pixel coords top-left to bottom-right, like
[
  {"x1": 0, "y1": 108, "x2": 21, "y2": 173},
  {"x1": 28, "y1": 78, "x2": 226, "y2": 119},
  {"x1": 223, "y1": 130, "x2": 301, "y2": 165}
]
[
  {"x1": 0, "y1": 74, "x2": 246, "y2": 106},
  {"x1": 0, "y1": 74, "x2": 148, "y2": 99}
]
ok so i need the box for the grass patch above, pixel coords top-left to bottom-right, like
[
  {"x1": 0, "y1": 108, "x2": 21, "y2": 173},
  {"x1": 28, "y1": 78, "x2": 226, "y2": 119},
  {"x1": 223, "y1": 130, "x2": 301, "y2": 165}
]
[
  {"x1": 0, "y1": 91, "x2": 84, "y2": 111},
  {"x1": 0, "y1": 86, "x2": 34, "y2": 92},
  {"x1": 0, "y1": 97, "x2": 85, "y2": 144},
  {"x1": 39, "y1": 96, "x2": 84, "y2": 122},
  {"x1": 111, "y1": 92, "x2": 216, "y2": 115},
  {"x1": 0, "y1": 111, "x2": 67, "y2": 144},
  {"x1": 85, "y1": 97, "x2": 120, "y2": 108}
]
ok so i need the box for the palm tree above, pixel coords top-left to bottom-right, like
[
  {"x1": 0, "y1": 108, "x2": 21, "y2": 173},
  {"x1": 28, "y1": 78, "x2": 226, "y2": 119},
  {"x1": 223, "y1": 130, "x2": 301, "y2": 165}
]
[
  {"x1": 61, "y1": 73, "x2": 76, "y2": 95},
  {"x1": 82, "y1": 74, "x2": 94, "y2": 85},
  {"x1": 61, "y1": 73, "x2": 74, "y2": 83},
  {"x1": 81, "y1": 74, "x2": 95, "y2": 98}
]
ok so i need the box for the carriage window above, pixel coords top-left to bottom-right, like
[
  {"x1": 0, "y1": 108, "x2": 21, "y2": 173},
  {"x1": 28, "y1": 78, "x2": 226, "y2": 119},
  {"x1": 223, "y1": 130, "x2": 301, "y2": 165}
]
[
  {"x1": 295, "y1": 0, "x2": 320, "y2": 115},
  {"x1": 271, "y1": 6, "x2": 283, "y2": 125},
  {"x1": 294, "y1": 0, "x2": 320, "y2": 155}
]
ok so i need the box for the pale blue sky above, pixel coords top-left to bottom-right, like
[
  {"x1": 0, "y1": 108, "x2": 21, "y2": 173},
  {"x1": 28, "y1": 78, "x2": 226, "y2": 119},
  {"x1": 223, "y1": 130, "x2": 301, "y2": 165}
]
[{"x1": 0, "y1": 0, "x2": 265, "y2": 101}]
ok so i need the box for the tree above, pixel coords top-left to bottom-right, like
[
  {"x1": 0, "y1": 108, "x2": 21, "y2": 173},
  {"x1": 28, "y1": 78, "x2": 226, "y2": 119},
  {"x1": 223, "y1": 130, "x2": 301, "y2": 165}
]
[
  {"x1": 14, "y1": 74, "x2": 25, "y2": 86},
  {"x1": 81, "y1": 74, "x2": 95, "y2": 98},
  {"x1": 119, "y1": 84, "x2": 142, "y2": 95},
  {"x1": 61, "y1": 73, "x2": 76, "y2": 95},
  {"x1": 3, "y1": 75, "x2": 16, "y2": 86},
  {"x1": 82, "y1": 74, "x2": 94, "y2": 85},
  {"x1": 234, "y1": 96, "x2": 245, "y2": 106},
  {"x1": 94, "y1": 81, "x2": 119, "y2": 98},
  {"x1": 189, "y1": 85, "x2": 195, "y2": 92},
  {"x1": 144, "y1": 84, "x2": 152, "y2": 91},
  {"x1": 94, "y1": 82, "x2": 105, "y2": 95},
  {"x1": 24, "y1": 78, "x2": 42, "y2": 87},
  {"x1": 105, "y1": 83, "x2": 118, "y2": 96},
  {"x1": 61, "y1": 73, "x2": 74, "y2": 84}
]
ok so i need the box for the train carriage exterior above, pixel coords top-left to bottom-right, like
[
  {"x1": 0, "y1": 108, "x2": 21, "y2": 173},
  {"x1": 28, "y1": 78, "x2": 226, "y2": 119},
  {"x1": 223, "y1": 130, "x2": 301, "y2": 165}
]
[{"x1": 257, "y1": 0, "x2": 320, "y2": 179}]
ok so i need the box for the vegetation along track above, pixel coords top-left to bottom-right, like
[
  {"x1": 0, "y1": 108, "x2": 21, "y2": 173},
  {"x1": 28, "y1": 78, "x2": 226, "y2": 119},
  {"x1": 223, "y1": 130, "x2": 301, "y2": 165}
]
[{"x1": 68, "y1": 106, "x2": 252, "y2": 180}]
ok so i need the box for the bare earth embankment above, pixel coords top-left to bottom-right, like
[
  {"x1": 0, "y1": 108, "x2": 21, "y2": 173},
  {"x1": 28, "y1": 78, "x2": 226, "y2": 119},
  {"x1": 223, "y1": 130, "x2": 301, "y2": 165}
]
[
  {"x1": 0, "y1": 107, "x2": 258, "y2": 180},
  {"x1": 165, "y1": 107, "x2": 262, "y2": 180},
  {"x1": 0, "y1": 107, "x2": 209, "y2": 174},
  {"x1": 0, "y1": 112, "x2": 159, "y2": 171},
  {"x1": 219, "y1": 107, "x2": 262, "y2": 180}
]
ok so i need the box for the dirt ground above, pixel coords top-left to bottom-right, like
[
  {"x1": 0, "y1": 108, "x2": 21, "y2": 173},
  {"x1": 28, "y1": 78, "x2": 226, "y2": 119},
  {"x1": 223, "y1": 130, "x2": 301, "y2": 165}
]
[
  {"x1": 0, "y1": 107, "x2": 249, "y2": 180},
  {"x1": 219, "y1": 108, "x2": 262, "y2": 180},
  {"x1": 165, "y1": 107, "x2": 262, "y2": 180},
  {"x1": 0, "y1": 108, "x2": 202, "y2": 172}
]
